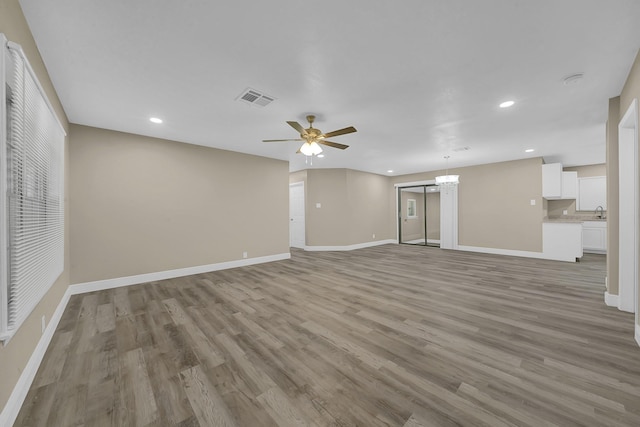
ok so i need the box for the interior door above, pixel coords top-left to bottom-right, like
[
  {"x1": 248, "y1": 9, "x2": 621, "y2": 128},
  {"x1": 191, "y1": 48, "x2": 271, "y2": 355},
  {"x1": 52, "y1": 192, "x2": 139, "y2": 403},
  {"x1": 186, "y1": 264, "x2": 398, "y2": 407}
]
[
  {"x1": 399, "y1": 186, "x2": 426, "y2": 245},
  {"x1": 289, "y1": 183, "x2": 305, "y2": 248},
  {"x1": 398, "y1": 185, "x2": 440, "y2": 247}
]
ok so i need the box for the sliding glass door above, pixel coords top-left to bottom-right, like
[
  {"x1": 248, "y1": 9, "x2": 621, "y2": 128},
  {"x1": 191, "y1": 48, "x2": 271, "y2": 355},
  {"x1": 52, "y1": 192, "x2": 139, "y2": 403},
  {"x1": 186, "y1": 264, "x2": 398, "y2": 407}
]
[{"x1": 398, "y1": 185, "x2": 440, "y2": 247}]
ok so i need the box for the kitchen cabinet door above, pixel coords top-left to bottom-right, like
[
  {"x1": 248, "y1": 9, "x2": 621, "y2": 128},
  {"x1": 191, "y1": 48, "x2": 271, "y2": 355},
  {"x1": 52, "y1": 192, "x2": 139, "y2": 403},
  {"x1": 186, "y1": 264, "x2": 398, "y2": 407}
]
[{"x1": 582, "y1": 221, "x2": 607, "y2": 253}]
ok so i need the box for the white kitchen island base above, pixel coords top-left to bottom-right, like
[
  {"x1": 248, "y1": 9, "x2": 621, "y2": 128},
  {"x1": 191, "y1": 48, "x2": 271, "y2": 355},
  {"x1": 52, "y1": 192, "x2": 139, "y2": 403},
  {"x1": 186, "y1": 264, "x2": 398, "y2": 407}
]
[{"x1": 543, "y1": 222, "x2": 583, "y2": 262}]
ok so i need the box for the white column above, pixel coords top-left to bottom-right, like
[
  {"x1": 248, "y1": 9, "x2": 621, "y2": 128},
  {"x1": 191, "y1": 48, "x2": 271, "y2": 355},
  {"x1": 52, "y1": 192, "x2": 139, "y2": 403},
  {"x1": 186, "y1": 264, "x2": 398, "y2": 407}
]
[{"x1": 439, "y1": 185, "x2": 458, "y2": 250}]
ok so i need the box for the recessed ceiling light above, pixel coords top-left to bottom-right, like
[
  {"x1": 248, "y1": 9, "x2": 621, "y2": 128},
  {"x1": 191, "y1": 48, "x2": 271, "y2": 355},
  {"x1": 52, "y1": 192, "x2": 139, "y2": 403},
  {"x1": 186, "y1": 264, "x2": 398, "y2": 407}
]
[
  {"x1": 525, "y1": 148, "x2": 535, "y2": 153},
  {"x1": 149, "y1": 117, "x2": 163, "y2": 124},
  {"x1": 387, "y1": 170, "x2": 394, "y2": 173},
  {"x1": 499, "y1": 100, "x2": 515, "y2": 108},
  {"x1": 317, "y1": 154, "x2": 325, "y2": 158}
]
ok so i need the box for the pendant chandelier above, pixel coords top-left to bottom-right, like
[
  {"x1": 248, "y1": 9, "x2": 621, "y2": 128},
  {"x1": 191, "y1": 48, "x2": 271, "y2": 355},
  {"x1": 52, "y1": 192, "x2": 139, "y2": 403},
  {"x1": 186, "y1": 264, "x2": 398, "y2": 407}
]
[{"x1": 435, "y1": 155, "x2": 459, "y2": 187}]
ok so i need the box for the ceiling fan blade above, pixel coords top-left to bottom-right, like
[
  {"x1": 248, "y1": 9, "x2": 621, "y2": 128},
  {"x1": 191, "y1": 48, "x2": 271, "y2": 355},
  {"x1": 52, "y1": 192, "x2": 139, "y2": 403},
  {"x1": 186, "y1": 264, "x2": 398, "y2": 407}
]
[
  {"x1": 318, "y1": 140, "x2": 349, "y2": 150},
  {"x1": 321, "y1": 126, "x2": 357, "y2": 139},
  {"x1": 262, "y1": 139, "x2": 304, "y2": 142},
  {"x1": 287, "y1": 121, "x2": 308, "y2": 136}
]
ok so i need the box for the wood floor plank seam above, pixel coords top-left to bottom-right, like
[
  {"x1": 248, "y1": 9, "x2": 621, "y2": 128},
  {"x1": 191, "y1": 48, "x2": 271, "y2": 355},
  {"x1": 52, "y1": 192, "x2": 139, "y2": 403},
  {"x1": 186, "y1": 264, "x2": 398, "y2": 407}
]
[{"x1": 13, "y1": 246, "x2": 640, "y2": 426}]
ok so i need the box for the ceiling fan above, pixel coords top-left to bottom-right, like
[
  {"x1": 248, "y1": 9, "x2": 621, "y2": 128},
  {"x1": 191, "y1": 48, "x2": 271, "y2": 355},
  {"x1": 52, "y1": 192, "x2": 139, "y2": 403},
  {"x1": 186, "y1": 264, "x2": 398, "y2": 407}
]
[{"x1": 263, "y1": 115, "x2": 356, "y2": 156}]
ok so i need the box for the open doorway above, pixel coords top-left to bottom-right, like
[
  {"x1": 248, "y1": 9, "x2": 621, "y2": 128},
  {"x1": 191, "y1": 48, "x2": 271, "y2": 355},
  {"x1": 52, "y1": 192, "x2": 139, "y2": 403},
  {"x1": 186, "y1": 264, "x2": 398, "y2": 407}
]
[{"x1": 398, "y1": 185, "x2": 440, "y2": 247}]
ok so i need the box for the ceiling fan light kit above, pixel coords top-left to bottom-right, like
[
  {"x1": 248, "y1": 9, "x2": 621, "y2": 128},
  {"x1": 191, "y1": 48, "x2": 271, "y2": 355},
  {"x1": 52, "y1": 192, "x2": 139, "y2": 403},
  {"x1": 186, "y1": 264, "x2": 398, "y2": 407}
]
[
  {"x1": 263, "y1": 114, "x2": 356, "y2": 157},
  {"x1": 300, "y1": 141, "x2": 323, "y2": 156}
]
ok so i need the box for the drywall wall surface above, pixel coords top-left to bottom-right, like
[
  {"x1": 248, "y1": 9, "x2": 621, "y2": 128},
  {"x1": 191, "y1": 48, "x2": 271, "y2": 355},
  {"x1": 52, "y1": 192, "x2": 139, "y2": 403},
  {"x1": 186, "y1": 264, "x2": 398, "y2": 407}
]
[
  {"x1": 69, "y1": 125, "x2": 289, "y2": 283},
  {"x1": 0, "y1": 0, "x2": 71, "y2": 412},
  {"x1": 289, "y1": 170, "x2": 307, "y2": 184},
  {"x1": 391, "y1": 157, "x2": 544, "y2": 252},
  {"x1": 564, "y1": 164, "x2": 606, "y2": 177},
  {"x1": 346, "y1": 169, "x2": 394, "y2": 245},
  {"x1": 304, "y1": 169, "x2": 351, "y2": 246},
  {"x1": 456, "y1": 158, "x2": 543, "y2": 251},
  {"x1": 302, "y1": 168, "x2": 393, "y2": 247}
]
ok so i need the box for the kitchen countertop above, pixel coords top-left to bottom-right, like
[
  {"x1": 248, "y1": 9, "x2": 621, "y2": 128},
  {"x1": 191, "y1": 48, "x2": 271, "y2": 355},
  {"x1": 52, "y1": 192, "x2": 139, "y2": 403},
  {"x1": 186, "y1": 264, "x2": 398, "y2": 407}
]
[{"x1": 544, "y1": 216, "x2": 607, "y2": 223}]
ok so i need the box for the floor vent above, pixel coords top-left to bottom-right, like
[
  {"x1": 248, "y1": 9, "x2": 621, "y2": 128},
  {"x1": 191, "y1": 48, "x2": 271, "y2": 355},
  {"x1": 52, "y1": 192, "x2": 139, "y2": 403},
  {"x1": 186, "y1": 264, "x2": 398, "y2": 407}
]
[{"x1": 236, "y1": 87, "x2": 275, "y2": 107}]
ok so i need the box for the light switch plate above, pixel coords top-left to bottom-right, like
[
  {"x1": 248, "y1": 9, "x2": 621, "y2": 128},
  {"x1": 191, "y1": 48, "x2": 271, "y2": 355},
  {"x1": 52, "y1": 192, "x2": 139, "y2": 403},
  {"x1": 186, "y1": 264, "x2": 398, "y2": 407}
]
[
  {"x1": 316, "y1": 203, "x2": 321, "y2": 208},
  {"x1": 530, "y1": 199, "x2": 536, "y2": 206}
]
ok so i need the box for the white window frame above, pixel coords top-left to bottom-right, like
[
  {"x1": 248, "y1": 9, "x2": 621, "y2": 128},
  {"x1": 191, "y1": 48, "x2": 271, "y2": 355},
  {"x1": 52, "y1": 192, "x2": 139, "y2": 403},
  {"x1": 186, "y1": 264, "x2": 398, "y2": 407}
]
[
  {"x1": 407, "y1": 198, "x2": 417, "y2": 218},
  {"x1": 1, "y1": 34, "x2": 66, "y2": 342}
]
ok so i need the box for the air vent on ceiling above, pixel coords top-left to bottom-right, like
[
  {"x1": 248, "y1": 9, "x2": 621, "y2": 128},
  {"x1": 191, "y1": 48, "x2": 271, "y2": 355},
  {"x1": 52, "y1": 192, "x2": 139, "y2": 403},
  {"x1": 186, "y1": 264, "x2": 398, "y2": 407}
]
[
  {"x1": 236, "y1": 87, "x2": 275, "y2": 107},
  {"x1": 452, "y1": 146, "x2": 471, "y2": 152},
  {"x1": 563, "y1": 73, "x2": 584, "y2": 85}
]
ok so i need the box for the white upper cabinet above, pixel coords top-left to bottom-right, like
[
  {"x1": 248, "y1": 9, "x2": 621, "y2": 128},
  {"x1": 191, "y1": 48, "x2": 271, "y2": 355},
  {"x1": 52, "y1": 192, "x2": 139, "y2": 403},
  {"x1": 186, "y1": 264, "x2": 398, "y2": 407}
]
[
  {"x1": 562, "y1": 171, "x2": 578, "y2": 199},
  {"x1": 577, "y1": 176, "x2": 607, "y2": 211},
  {"x1": 542, "y1": 163, "x2": 562, "y2": 199},
  {"x1": 542, "y1": 163, "x2": 577, "y2": 200}
]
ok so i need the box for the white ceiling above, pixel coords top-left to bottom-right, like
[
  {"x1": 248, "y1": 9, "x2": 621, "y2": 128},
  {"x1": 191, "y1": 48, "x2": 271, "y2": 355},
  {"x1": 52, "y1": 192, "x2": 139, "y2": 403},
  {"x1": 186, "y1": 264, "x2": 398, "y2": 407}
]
[{"x1": 18, "y1": 0, "x2": 640, "y2": 175}]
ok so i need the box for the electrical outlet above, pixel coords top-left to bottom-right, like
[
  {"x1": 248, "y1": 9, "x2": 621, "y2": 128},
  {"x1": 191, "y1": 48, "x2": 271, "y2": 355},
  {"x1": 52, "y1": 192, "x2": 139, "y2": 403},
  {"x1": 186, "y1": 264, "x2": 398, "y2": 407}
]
[
  {"x1": 242, "y1": 251, "x2": 248, "y2": 259},
  {"x1": 372, "y1": 233, "x2": 376, "y2": 239},
  {"x1": 563, "y1": 210, "x2": 568, "y2": 215},
  {"x1": 530, "y1": 199, "x2": 536, "y2": 206}
]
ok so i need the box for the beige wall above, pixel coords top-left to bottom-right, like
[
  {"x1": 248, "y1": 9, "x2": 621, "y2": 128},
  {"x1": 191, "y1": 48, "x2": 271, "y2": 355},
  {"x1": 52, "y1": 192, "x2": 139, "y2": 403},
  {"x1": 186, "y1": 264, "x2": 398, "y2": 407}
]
[
  {"x1": 301, "y1": 168, "x2": 393, "y2": 247},
  {"x1": 564, "y1": 164, "x2": 607, "y2": 177},
  {"x1": 617, "y1": 49, "x2": 640, "y2": 326},
  {"x1": 391, "y1": 157, "x2": 544, "y2": 252},
  {"x1": 547, "y1": 164, "x2": 607, "y2": 217},
  {"x1": 0, "y1": 0, "x2": 71, "y2": 411},
  {"x1": 289, "y1": 170, "x2": 307, "y2": 185},
  {"x1": 70, "y1": 125, "x2": 289, "y2": 283},
  {"x1": 346, "y1": 169, "x2": 395, "y2": 245},
  {"x1": 305, "y1": 169, "x2": 350, "y2": 246}
]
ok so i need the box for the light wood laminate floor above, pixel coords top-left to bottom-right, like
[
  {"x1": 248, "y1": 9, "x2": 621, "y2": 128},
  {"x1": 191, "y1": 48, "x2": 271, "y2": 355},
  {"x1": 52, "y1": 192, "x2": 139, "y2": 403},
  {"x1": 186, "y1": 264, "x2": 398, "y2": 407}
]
[{"x1": 15, "y1": 245, "x2": 640, "y2": 426}]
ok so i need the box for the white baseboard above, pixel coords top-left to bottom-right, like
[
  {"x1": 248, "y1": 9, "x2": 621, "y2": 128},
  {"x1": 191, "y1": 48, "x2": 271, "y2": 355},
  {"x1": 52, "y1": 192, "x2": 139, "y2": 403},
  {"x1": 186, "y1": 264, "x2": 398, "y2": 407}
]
[
  {"x1": 636, "y1": 323, "x2": 640, "y2": 347},
  {"x1": 0, "y1": 252, "x2": 290, "y2": 426},
  {"x1": 0, "y1": 287, "x2": 72, "y2": 427},
  {"x1": 305, "y1": 239, "x2": 396, "y2": 252},
  {"x1": 457, "y1": 245, "x2": 580, "y2": 262},
  {"x1": 69, "y1": 252, "x2": 290, "y2": 294},
  {"x1": 604, "y1": 291, "x2": 620, "y2": 307},
  {"x1": 457, "y1": 245, "x2": 548, "y2": 260}
]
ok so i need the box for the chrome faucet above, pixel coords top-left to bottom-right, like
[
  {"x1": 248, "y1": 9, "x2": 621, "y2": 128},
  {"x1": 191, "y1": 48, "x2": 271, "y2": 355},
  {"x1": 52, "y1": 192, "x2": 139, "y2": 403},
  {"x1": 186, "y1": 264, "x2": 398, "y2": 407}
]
[{"x1": 595, "y1": 205, "x2": 604, "y2": 219}]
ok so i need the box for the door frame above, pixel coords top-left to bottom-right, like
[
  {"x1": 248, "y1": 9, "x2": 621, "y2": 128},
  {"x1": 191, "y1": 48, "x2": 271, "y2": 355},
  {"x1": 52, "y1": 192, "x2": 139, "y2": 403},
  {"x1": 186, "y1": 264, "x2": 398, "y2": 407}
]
[
  {"x1": 618, "y1": 98, "x2": 638, "y2": 326},
  {"x1": 394, "y1": 180, "x2": 458, "y2": 249}
]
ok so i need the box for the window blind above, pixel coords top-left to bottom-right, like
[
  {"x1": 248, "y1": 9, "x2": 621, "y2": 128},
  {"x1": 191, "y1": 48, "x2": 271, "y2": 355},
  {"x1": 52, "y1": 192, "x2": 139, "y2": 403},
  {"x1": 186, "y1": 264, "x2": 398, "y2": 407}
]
[{"x1": 1, "y1": 35, "x2": 65, "y2": 342}]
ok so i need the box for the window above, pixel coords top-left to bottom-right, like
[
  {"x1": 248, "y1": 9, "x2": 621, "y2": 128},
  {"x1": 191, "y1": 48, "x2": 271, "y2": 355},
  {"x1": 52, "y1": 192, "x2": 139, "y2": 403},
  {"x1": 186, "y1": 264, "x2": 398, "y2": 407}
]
[
  {"x1": 1, "y1": 35, "x2": 65, "y2": 342},
  {"x1": 407, "y1": 199, "x2": 417, "y2": 218}
]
